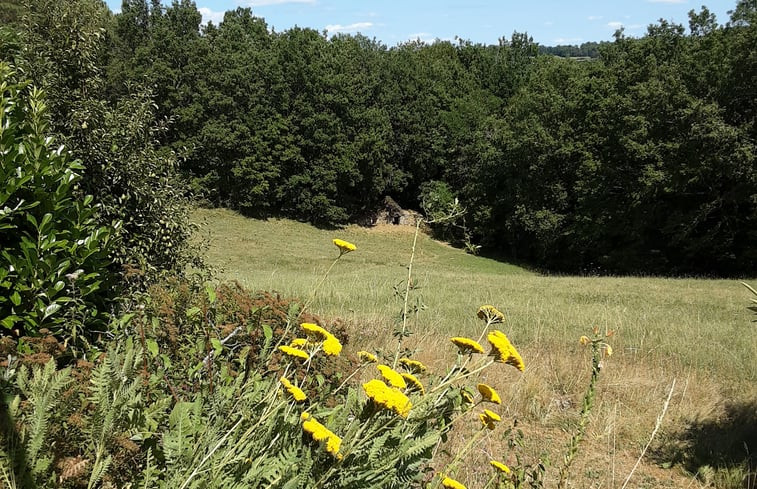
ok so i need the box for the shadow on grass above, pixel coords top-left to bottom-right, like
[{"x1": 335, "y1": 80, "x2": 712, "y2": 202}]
[{"x1": 655, "y1": 399, "x2": 757, "y2": 474}]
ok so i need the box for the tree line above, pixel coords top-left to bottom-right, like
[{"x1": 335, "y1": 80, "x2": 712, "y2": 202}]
[{"x1": 3, "y1": 0, "x2": 756, "y2": 276}]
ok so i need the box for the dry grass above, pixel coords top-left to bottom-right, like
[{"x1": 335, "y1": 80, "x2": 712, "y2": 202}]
[{"x1": 194, "y1": 207, "x2": 757, "y2": 489}]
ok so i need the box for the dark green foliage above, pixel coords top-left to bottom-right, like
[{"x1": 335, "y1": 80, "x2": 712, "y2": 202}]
[
  {"x1": 75, "y1": 2, "x2": 757, "y2": 275},
  {"x1": 0, "y1": 64, "x2": 115, "y2": 337},
  {"x1": 15, "y1": 0, "x2": 198, "y2": 283}
]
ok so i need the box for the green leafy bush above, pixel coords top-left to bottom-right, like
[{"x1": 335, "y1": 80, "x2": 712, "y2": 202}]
[{"x1": 0, "y1": 63, "x2": 116, "y2": 338}]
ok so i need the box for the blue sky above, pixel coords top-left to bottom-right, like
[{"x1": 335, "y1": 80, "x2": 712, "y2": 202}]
[{"x1": 105, "y1": 0, "x2": 738, "y2": 46}]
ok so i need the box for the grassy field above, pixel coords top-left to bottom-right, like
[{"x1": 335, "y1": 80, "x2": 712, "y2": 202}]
[{"x1": 195, "y1": 207, "x2": 757, "y2": 489}]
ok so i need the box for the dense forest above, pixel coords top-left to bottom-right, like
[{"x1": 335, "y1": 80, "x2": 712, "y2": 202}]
[{"x1": 2, "y1": 0, "x2": 756, "y2": 276}]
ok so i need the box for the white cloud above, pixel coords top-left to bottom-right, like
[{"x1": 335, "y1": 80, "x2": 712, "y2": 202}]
[
  {"x1": 587, "y1": 15, "x2": 603, "y2": 21},
  {"x1": 325, "y1": 22, "x2": 374, "y2": 34},
  {"x1": 247, "y1": 0, "x2": 315, "y2": 6},
  {"x1": 607, "y1": 21, "x2": 624, "y2": 28},
  {"x1": 544, "y1": 21, "x2": 554, "y2": 26},
  {"x1": 647, "y1": 0, "x2": 686, "y2": 3},
  {"x1": 198, "y1": 7, "x2": 225, "y2": 25},
  {"x1": 553, "y1": 37, "x2": 583, "y2": 44}
]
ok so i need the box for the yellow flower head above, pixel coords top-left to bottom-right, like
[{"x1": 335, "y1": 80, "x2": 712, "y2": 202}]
[
  {"x1": 278, "y1": 345, "x2": 310, "y2": 360},
  {"x1": 579, "y1": 335, "x2": 591, "y2": 346},
  {"x1": 490, "y1": 460, "x2": 511, "y2": 474},
  {"x1": 280, "y1": 376, "x2": 307, "y2": 402},
  {"x1": 301, "y1": 323, "x2": 331, "y2": 339},
  {"x1": 301, "y1": 323, "x2": 342, "y2": 356},
  {"x1": 301, "y1": 412, "x2": 342, "y2": 458},
  {"x1": 401, "y1": 372, "x2": 425, "y2": 394},
  {"x1": 333, "y1": 238, "x2": 357, "y2": 254},
  {"x1": 479, "y1": 409, "x2": 501, "y2": 430},
  {"x1": 604, "y1": 344, "x2": 613, "y2": 357},
  {"x1": 477, "y1": 383, "x2": 502, "y2": 404},
  {"x1": 322, "y1": 336, "x2": 343, "y2": 356},
  {"x1": 461, "y1": 389, "x2": 474, "y2": 405},
  {"x1": 477, "y1": 305, "x2": 505, "y2": 323},
  {"x1": 363, "y1": 379, "x2": 412, "y2": 418},
  {"x1": 290, "y1": 338, "x2": 310, "y2": 348},
  {"x1": 399, "y1": 357, "x2": 427, "y2": 373},
  {"x1": 450, "y1": 337, "x2": 485, "y2": 354},
  {"x1": 486, "y1": 330, "x2": 525, "y2": 372},
  {"x1": 357, "y1": 350, "x2": 378, "y2": 363},
  {"x1": 441, "y1": 477, "x2": 467, "y2": 489},
  {"x1": 377, "y1": 364, "x2": 407, "y2": 388}
]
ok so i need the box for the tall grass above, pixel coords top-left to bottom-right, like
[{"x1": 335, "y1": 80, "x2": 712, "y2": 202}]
[{"x1": 195, "y1": 208, "x2": 757, "y2": 488}]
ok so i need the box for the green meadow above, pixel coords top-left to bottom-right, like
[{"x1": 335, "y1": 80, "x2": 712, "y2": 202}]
[{"x1": 197, "y1": 207, "x2": 757, "y2": 488}]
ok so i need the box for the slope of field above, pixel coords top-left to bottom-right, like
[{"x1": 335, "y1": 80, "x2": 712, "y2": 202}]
[{"x1": 195, "y1": 207, "x2": 757, "y2": 489}]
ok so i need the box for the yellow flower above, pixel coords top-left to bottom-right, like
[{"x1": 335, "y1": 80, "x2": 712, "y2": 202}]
[
  {"x1": 477, "y1": 305, "x2": 505, "y2": 323},
  {"x1": 441, "y1": 477, "x2": 467, "y2": 489},
  {"x1": 479, "y1": 408, "x2": 501, "y2": 430},
  {"x1": 301, "y1": 412, "x2": 342, "y2": 458},
  {"x1": 290, "y1": 338, "x2": 309, "y2": 348},
  {"x1": 301, "y1": 323, "x2": 342, "y2": 356},
  {"x1": 363, "y1": 379, "x2": 412, "y2": 418},
  {"x1": 401, "y1": 372, "x2": 425, "y2": 394},
  {"x1": 461, "y1": 389, "x2": 474, "y2": 405},
  {"x1": 399, "y1": 357, "x2": 427, "y2": 373},
  {"x1": 490, "y1": 460, "x2": 511, "y2": 474},
  {"x1": 377, "y1": 364, "x2": 407, "y2": 388},
  {"x1": 450, "y1": 337, "x2": 485, "y2": 354},
  {"x1": 357, "y1": 350, "x2": 378, "y2": 363},
  {"x1": 322, "y1": 336, "x2": 343, "y2": 356},
  {"x1": 487, "y1": 330, "x2": 525, "y2": 372},
  {"x1": 477, "y1": 383, "x2": 502, "y2": 404},
  {"x1": 301, "y1": 323, "x2": 331, "y2": 339},
  {"x1": 278, "y1": 345, "x2": 309, "y2": 360},
  {"x1": 579, "y1": 335, "x2": 591, "y2": 346},
  {"x1": 604, "y1": 344, "x2": 613, "y2": 357},
  {"x1": 333, "y1": 238, "x2": 356, "y2": 254},
  {"x1": 280, "y1": 376, "x2": 307, "y2": 402}
]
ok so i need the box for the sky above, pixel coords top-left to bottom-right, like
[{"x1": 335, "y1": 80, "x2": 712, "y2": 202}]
[{"x1": 104, "y1": 0, "x2": 739, "y2": 46}]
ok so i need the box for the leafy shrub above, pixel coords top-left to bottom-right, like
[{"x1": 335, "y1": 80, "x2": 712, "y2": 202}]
[
  {"x1": 16, "y1": 0, "x2": 198, "y2": 286},
  {"x1": 0, "y1": 63, "x2": 116, "y2": 338}
]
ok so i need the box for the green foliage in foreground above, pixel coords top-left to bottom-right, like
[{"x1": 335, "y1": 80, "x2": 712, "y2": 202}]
[
  {"x1": 0, "y1": 63, "x2": 116, "y2": 337},
  {"x1": 0, "y1": 289, "x2": 531, "y2": 489}
]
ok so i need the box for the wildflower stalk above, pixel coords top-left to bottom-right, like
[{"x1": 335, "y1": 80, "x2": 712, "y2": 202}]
[
  {"x1": 392, "y1": 218, "x2": 423, "y2": 369},
  {"x1": 302, "y1": 253, "x2": 344, "y2": 316},
  {"x1": 557, "y1": 337, "x2": 602, "y2": 489},
  {"x1": 430, "y1": 428, "x2": 488, "y2": 489}
]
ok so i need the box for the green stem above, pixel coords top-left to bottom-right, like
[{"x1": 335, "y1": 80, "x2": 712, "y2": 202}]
[{"x1": 392, "y1": 219, "x2": 423, "y2": 369}]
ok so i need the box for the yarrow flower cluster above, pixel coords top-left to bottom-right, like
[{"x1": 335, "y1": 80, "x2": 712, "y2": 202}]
[
  {"x1": 399, "y1": 357, "x2": 427, "y2": 373},
  {"x1": 477, "y1": 383, "x2": 502, "y2": 404},
  {"x1": 450, "y1": 336, "x2": 484, "y2": 354},
  {"x1": 477, "y1": 304, "x2": 505, "y2": 323},
  {"x1": 357, "y1": 350, "x2": 378, "y2": 363},
  {"x1": 301, "y1": 322, "x2": 342, "y2": 356},
  {"x1": 332, "y1": 238, "x2": 357, "y2": 255},
  {"x1": 490, "y1": 460, "x2": 511, "y2": 474},
  {"x1": 362, "y1": 379, "x2": 412, "y2": 418},
  {"x1": 479, "y1": 408, "x2": 501, "y2": 430},
  {"x1": 441, "y1": 476, "x2": 467, "y2": 489},
  {"x1": 278, "y1": 345, "x2": 309, "y2": 360},
  {"x1": 401, "y1": 372, "x2": 425, "y2": 394},
  {"x1": 487, "y1": 330, "x2": 525, "y2": 372},
  {"x1": 301, "y1": 412, "x2": 342, "y2": 459},
  {"x1": 377, "y1": 364, "x2": 407, "y2": 389},
  {"x1": 280, "y1": 376, "x2": 307, "y2": 402}
]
